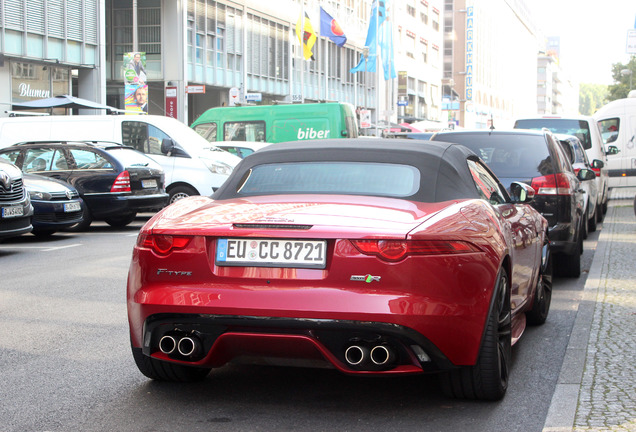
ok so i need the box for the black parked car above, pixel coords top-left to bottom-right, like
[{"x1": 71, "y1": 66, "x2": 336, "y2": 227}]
[
  {"x1": 23, "y1": 173, "x2": 84, "y2": 236},
  {"x1": 0, "y1": 141, "x2": 169, "y2": 230},
  {"x1": 0, "y1": 158, "x2": 33, "y2": 240},
  {"x1": 431, "y1": 129, "x2": 595, "y2": 277}
]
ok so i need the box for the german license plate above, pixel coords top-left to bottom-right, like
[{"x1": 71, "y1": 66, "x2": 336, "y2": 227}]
[
  {"x1": 64, "y1": 202, "x2": 81, "y2": 212},
  {"x1": 141, "y1": 179, "x2": 157, "y2": 188},
  {"x1": 216, "y1": 238, "x2": 327, "y2": 269},
  {"x1": 2, "y1": 206, "x2": 23, "y2": 218}
]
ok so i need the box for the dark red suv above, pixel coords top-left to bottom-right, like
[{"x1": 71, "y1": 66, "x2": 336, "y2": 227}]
[{"x1": 431, "y1": 129, "x2": 595, "y2": 277}]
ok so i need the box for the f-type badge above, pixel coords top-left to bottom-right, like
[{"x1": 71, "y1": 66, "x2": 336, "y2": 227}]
[{"x1": 350, "y1": 274, "x2": 381, "y2": 283}]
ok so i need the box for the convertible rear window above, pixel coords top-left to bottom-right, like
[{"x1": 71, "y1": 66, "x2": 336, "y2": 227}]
[{"x1": 236, "y1": 162, "x2": 420, "y2": 197}]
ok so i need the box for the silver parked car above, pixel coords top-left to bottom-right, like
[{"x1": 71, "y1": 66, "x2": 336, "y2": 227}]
[{"x1": 556, "y1": 134, "x2": 600, "y2": 236}]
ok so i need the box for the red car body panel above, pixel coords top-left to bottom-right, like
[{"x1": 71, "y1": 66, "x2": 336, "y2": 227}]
[{"x1": 128, "y1": 193, "x2": 545, "y2": 369}]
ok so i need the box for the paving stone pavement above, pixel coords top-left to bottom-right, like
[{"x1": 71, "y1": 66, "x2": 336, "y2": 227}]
[
  {"x1": 574, "y1": 198, "x2": 636, "y2": 432},
  {"x1": 544, "y1": 190, "x2": 636, "y2": 432}
]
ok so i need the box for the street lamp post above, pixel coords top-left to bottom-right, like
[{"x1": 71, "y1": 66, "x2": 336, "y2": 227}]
[{"x1": 621, "y1": 69, "x2": 633, "y2": 90}]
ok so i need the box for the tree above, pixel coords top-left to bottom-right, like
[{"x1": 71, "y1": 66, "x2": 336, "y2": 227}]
[
  {"x1": 579, "y1": 83, "x2": 608, "y2": 116},
  {"x1": 607, "y1": 56, "x2": 636, "y2": 101}
]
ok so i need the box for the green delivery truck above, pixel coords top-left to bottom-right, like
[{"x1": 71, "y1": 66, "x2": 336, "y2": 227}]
[{"x1": 191, "y1": 102, "x2": 358, "y2": 143}]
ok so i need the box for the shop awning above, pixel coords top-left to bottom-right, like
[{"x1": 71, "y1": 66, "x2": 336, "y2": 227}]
[{"x1": 12, "y1": 94, "x2": 120, "y2": 113}]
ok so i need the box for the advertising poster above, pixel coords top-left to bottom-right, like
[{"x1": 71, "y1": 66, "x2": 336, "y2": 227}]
[
  {"x1": 123, "y1": 52, "x2": 148, "y2": 113},
  {"x1": 125, "y1": 83, "x2": 148, "y2": 113}
]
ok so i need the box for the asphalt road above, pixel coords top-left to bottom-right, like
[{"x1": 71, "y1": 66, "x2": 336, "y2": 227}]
[{"x1": 0, "y1": 216, "x2": 600, "y2": 432}]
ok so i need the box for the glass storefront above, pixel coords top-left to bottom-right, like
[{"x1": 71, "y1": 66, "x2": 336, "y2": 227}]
[{"x1": 11, "y1": 61, "x2": 70, "y2": 113}]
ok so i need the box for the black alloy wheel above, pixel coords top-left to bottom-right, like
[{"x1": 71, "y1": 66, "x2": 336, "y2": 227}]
[
  {"x1": 527, "y1": 237, "x2": 553, "y2": 325},
  {"x1": 440, "y1": 268, "x2": 511, "y2": 400}
]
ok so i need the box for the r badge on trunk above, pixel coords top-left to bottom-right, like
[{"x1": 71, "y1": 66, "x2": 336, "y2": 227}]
[{"x1": 350, "y1": 275, "x2": 381, "y2": 283}]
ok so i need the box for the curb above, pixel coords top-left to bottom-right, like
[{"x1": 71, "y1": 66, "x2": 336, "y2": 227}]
[{"x1": 541, "y1": 203, "x2": 613, "y2": 431}]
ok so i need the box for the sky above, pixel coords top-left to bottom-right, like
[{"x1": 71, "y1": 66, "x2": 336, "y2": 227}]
[{"x1": 531, "y1": 0, "x2": 636, "y2": 85}]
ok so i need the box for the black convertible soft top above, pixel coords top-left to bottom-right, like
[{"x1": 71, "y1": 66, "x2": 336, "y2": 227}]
[{"x1": 212, "y1": 138, "x2": 483, "y2": 203}]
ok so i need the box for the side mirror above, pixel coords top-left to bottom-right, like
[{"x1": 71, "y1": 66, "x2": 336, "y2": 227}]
[
  {"x1": 161, "y1": 138, "x2": 176, "y2": 155},
  {"x1": 509, "y1": 181, "x2": 535, "y2": 203},
  {"x1": 591, "y1": 159, "x2": 604, "y2": 169},
  {"x1": 577, "y1": 168, "x2": 596, "y2": 181},
  {"x1": 606, "y1": 145, "x2": 620, "y2": 155}
]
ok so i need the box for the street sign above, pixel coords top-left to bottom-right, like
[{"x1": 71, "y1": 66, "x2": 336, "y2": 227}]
[
  {"x1": 397, "y1": 100, "x2": 408, "y2": 106},
  {"x1": 360, "y1": 109, "x2": 371, "y2": 128},
  {"x1": 228, "y1": 87, "x2": 241, "y2": 106},
  {"x1": 186, "y1": 85, "x2": 205, "y2": 94},
  {"x1": 627, "y1": 29, "x2": 636, "y2": 55},
  {"x1": 165, "y1": 87, "x2": 177, "y2": 119},
  {"x1": 245, "y1": 92, "x2": 262, "y2": 102}
]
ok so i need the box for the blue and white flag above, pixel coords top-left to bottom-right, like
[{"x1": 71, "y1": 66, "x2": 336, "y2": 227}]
[{"x1": 350, "y1": 0, "x2": 395, "y2": 80}]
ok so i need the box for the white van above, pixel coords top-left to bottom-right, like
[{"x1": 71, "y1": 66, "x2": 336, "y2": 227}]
[
  {"x1": 593, "y1": 92, "x2": 636, "y2": 188},
  {"x1": 0, "y1": 115, "x2": 241, "y2": 203}
]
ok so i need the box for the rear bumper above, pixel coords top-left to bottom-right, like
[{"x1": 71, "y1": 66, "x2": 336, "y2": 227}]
[
  {"x1": 84, "y1": 193, "x2": 169, "y2": 218},
  {"x1": 548, "y1": 222, "x2": 578, "y2": 255},
  {"x1": 136, "y1": 314, "x2": 456, "y2": 374}
]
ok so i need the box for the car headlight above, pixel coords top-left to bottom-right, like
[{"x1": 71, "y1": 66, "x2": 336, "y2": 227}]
[
  {"x1": 200, "y1": 158, "x2": 233, "y2": 176},
  {"x1": 28, "y1": 190, "x2": 52, "y2": 200}
]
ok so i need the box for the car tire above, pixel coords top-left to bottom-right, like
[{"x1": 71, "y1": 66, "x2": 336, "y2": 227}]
[
  {"x1": 596, "y1": 203, "x2": 605, "y2": 223},
  {"x1": 559, "y1": 233, "x2": 582, "y2": 278},
  {"x1": 32, "y1": 229, "x2": 56, "y2": 237},
  {"x1": 527, "y1": 238, "x2": 552, "y2": 326},
  {"x1": 131, "y1": 346, "x2": 210, "y2": 382},
  {"x1": 169, "y1": 185, "x2": 198, "y2": 204},
  {"x1": 440, "y1": 268, "x2": 511, "y2": 401},
  {"x1": 66, "y1": 205, "x2": 93, "y2": 231},
  {"x1": 104, "y1": 213, "x2": 137, "y2": 227},
  {"x1": 588, "y1": 206, "x2": 598, "y2": 233}
]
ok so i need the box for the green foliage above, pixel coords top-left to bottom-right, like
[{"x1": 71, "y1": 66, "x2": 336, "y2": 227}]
[
  {"x1": 607, "y1": 56, "x2": 636, "y2": 101},
  {"x1": 579, "y1": 83, "x2": 608, "y2": 116}
]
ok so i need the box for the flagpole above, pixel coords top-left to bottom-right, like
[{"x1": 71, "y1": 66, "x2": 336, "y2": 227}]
[
  {"x1": 324, "y1": 35, "x2": 329, "y2": 100},
  {"x1": 300, "y1": 2, "x2": 305, "y2": 103},
  {"x1": 375, "y1": 0, "x2": 380, "y2": 137}
]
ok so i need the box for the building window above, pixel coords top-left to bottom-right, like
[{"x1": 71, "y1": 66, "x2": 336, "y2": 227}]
[
  {"x1": 246, "y1": 14, "x2": 289, "y2": 81},
  {"x1": 112, "y1": 0, "x2": 162, "y2": 79},
  {"x1": 431, "y1": 8, "x2": 440, "y2": 31}
]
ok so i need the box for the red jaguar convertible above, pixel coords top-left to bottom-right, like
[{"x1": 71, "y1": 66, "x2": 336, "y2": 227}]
[{"x1": 127, "y1": 139, "x2": 552, "y2": 400}]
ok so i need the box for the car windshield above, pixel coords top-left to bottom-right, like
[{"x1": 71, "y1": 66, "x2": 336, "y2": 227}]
[
  {"x1": 237, "y1": 162, "x2": 420, "y2": 197},
  {"x1": 435, "y1": 133, "x2": 554, "y2": 179},
  {"x1": 515, "y1": 119, "x2": 592, "y2": 150}
]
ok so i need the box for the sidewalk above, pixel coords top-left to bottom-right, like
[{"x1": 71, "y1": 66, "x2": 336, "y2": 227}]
[{"x1": 543, "y1": 190, "x2": 636, "y2": 432}]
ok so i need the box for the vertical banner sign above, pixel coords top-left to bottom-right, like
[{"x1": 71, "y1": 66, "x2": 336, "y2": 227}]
[
  {"x1": 398, "y1": 71, "x2": 408, "y2": 97},
  {"x1": 123, "y1": 52, "x2": 148, "y2": 113},
  {"x1": 165, "y1": 87, "x2": 177, "y2": 119},
  {"x1": 465, "y1": 7, "x2": 474, "y2": 102},
  {"x1": 627, "y1": 29, "x2": 636, "y2": 54}
]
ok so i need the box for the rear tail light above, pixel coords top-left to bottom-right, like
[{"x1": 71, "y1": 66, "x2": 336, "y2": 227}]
[
  {"x1": 111, "y1": 170, "x2": 131, "y2": 192},
  {"x1": 530, "y1": 173, "x2": 574, "y2": 195},
  {"x1": 137, "y1": 233, "x2": 192, "y2": 255},
  {"x1": 350, "y1": 239, "x2": 480, "y2": 262},
  {"x1": 591, "y1": 167, "x2": 601, "y2": 177}
]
